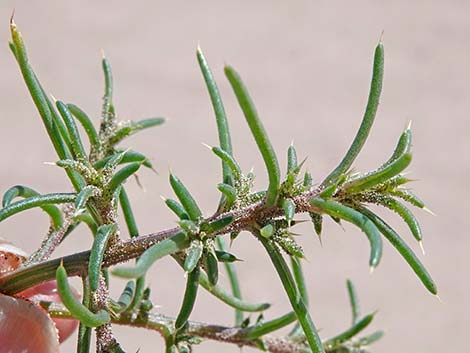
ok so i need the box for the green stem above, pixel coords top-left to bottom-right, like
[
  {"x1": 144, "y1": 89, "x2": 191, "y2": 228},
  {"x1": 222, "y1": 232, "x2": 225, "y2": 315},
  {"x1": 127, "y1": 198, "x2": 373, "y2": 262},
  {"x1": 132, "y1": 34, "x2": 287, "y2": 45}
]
[{"x1": 258, "y1": 235, "x2": 324, "y2": 353}]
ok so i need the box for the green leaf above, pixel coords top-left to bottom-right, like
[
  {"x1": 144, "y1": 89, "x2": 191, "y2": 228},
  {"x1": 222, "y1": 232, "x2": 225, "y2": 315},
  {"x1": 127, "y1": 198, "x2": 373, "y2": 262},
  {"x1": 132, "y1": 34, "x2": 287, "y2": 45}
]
[
  {"x1": 346, "y1": 279, "x2": 360, "y2": 324},
  {"x1": 115, "y1": 280, "x2": 136, "y2": 313},
  {"x1": 163, "y1": 197, "x2": 190, "y2": 220},
  {"x1": 101, "y1": 55, "x2": 114, "y2": 121},
  {"x1": 310, "y1": 198, "x2": 382, "y2": 269},
  {"x1": 374, "y1": 196, "x2": 422, "y2": 242},
  {"x1": 209, "y1": 146, "x2": 241, "y2": 181},
  {"x1": 245, "y1": 311, "x2": 297, "y2": 339},
  {"x1": 288, "y1": 256, "x2": 309, "y2": 337},
  {"x1": 206, "y1": 215, "x2": 234, "y2": 233},
  {"x1": 56, "y1": 100, "x2": 88, "y2": 160},
  {"x1": 287, "y1": 143, "x2": 298, "y2": 175},
  {"x1": 175, "y1": 265, "x2": 200, "y2": 331},
  {"x1": 225, "y1": 65, "x2": 280, "y2": 207},
  {"x1": 205, "y1": 248, "x2": 219, "y2": 286},
  {"x1": 324, "y1": 312, "x2": 375, "y2": 347},
  {"x1": 197, "y1": 47, "x2": 233, "y2": 186},
  {"x1": 215, "y1": 250, "x2": 241, "y2": 263},
  {"x1": 119, "y1": 188, "x2": 139, "y2": 237},
  {"x1": 108, "y1": 118, "x2": 165, "y2": 146},
  {"x1": 358, "y1": 207, "x2": 437, "y2": 294},
  {"x1": 169, "y1": 173, "x2": 202, "y2": 221},
  {"x1": 0, "y1": 193, "x2": 75, "y2": 223},
  {"x1": 56, "y1": 264, "x2": 110, "y2": 327},
  {"x1": 89, "y1": 224, "x2": 116, "y2": 291},
  {"x1": 2, "y1": 185, "x2": 63, "y2": 229},
  {"x1": 196, "y1": 262, "x2": 270, "y2": 312},
  {"x1": 344, "y1": 153, "x2": 412, "y2": 194},
  {"x1": 112, "y1": 231, "x2": 191, "y2": 278},
  {"x1": 74, "y1": 185, "x2": 100, "y2": 216},
  {"x1": 67, "y1": 103, "x2": 100, "y2": 150},
  {"x1": 282, "y1": 198, "x2": 296, "y2": 227},
  {"x1": 217, "y1": 183, "x2": 237, "y2": 209},
  {"x1": 323, "y1": 41, "x2": 384, "y2": 185},
  {"x1": 216, "y1": 236, "x2": 244, "y2": 326},
  {"x1": 184, "y1": 240, "x2": 203, "y2": 273},
  {"x1": 107, "y1": 162, "x2": 142, "y2": 194},
  {"x1": 94, "y1": 150, "x2": 153, "y2": 170},
  {"x1": 259, "y1": 236, "x2": 324, "y2": 353}
]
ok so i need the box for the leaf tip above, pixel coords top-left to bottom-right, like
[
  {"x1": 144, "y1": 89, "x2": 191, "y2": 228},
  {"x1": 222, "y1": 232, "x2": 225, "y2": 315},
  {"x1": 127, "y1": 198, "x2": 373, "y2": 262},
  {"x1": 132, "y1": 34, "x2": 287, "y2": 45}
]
[
  {"x1": 422, "y1": 206, "x2": 436, "y2": 216},
  {"x1": 418, "y1": 241, "x2": 426, "y2": 256},
  {"x1": 201, "y1": 142, "x2": 212, "y2": 150}
]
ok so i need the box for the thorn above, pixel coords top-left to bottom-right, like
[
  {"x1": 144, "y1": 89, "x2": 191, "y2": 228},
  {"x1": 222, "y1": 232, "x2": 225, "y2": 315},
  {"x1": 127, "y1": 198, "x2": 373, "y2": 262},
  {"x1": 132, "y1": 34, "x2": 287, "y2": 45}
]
[
  {"x1": 43, "y1": 161, "x2": 57, "y2": 166},
  {"x1": 134, "y1": 174, "x2": 145, "y2": 192},
  {"x1": 292, "y1": 219, "x2": 308, "y2": 225},
  {"x1": 50, "y1": 94, "x2": 57, "y2": 104},
  {"x1": 72, "y1": 210, "x2": 84, "y2": 219},
  {"x1": 317, "y1": 234, "x2": 323, "y2": 247},
  {"x1": 201, "y1": 142, "x2": 212, "y2": 150},
  {"x1": 101, "y1": 49, "x2": 106, "y2": 59},
  {"x1": 379, "y1": 30, "x2": 384, "y2": 44},
  {"x1": 290, "y1": 139, "x2": 295, "y2": 147},
  {"x1": 418, "y1": 241, "x2": 426, "y2": 256},
  {"x1": 10, "y1": 10, "x2": 16, "y2": 26},
  {"x1": 197, "y1": 41, "x2": 202, "y2": 52},
  {"x1": 422, "y1": 206, "x2": 436, "y2": 216},
  {"x1": 369, "y1": 266, "x2": 375, "y2": 274},
  {"x1": 434, "y1": 294, "x2": 442, "y2": 303},
  {"x1": 160, "y1": 195, "x2": 167, "y2": 202},
  {"x1": 406, "y1": 120, "x2": 412, "y2": 131}
]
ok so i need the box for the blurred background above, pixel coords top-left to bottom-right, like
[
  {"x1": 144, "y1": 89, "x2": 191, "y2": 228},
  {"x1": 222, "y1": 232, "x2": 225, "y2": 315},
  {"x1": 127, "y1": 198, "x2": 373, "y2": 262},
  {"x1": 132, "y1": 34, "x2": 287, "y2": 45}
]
[{"x1": 0, "y1": 1, "x2": 467, "y2": 352}]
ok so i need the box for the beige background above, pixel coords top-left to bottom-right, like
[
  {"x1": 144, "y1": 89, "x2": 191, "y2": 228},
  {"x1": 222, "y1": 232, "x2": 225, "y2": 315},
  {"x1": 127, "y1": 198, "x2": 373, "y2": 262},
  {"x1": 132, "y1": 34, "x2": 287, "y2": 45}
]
[{"x1": 0, "y1": 1, "x2": 467, "y2": 352}]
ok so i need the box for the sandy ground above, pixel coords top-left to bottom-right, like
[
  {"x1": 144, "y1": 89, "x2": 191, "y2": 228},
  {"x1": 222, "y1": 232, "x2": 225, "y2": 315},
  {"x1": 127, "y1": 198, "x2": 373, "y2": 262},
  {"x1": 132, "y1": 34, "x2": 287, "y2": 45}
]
[{"x1": 0, "y1": 1, "x2": 467, "y2": 352}]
